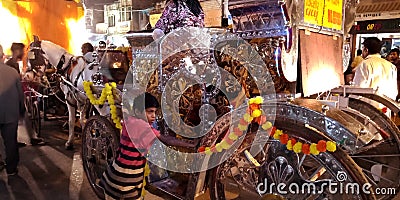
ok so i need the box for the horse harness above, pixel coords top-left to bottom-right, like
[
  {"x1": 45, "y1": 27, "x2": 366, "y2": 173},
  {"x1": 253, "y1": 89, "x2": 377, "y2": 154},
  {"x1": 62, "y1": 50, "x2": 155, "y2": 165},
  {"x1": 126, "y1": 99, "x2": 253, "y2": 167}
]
[{"x1": 56, "y1": 54, "x2": 93, "y2": 108}]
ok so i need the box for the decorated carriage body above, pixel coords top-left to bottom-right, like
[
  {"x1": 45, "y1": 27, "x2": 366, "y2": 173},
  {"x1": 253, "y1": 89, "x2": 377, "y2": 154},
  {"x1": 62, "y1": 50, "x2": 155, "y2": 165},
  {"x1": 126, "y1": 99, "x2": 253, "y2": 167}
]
[{"x1": 81, "y1": 0, "x2": 400, "y2": 199}]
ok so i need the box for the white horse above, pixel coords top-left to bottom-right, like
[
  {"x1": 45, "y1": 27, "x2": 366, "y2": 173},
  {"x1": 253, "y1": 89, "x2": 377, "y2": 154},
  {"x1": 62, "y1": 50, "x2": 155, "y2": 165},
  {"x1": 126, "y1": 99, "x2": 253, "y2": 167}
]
[{"x1": 28, "y1": 36, "x2": 100, "y2": 149}]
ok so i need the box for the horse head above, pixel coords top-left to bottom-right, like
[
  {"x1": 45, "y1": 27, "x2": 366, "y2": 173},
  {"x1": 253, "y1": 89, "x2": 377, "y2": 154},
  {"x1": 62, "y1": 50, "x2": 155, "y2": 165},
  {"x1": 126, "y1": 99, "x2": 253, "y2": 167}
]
[{"x1": 28, "y1": 36, "x2": 100, "y2": 85}]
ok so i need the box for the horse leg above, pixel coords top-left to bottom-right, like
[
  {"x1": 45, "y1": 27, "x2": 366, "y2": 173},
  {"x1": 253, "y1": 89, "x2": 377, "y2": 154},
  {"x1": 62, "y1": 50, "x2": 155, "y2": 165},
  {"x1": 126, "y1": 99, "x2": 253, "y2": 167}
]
[{"x1": 65, "y1": 103, "x2": 76, "y2": 150}]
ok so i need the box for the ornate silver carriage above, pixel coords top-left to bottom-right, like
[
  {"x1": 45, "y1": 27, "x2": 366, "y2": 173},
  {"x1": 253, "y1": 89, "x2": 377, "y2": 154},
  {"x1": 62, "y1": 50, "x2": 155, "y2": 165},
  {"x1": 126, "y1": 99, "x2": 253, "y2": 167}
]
[{"x1": 81, "y1": 0, "x2": 400, "y2": 199}]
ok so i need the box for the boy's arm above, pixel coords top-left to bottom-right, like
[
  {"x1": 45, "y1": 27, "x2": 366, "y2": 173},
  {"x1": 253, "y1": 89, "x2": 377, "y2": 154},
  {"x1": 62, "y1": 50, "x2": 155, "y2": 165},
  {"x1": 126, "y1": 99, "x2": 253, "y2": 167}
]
[{"x1": 158, "y1": 134, "x2": 198, "y2": 148}]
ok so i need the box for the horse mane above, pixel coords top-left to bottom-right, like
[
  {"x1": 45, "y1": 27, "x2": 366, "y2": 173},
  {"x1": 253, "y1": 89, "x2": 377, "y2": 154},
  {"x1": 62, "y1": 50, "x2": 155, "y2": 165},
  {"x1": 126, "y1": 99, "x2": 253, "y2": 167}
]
[{"x1": 40, "y1": 40, "x2": 72, "y2": 66}]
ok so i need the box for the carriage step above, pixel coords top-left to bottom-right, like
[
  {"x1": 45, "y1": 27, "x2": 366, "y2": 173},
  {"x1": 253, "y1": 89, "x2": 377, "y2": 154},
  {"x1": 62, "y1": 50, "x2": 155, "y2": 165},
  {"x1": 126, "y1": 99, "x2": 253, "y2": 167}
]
[{"x1": 147, "y1": 178, "x2": 185, "y2": 200}]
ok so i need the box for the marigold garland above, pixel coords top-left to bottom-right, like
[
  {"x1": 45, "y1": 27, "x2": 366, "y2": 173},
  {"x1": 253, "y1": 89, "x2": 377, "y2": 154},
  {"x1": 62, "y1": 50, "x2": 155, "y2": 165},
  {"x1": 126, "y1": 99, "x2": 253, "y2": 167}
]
[
  {"x1": 196, "y1": 96, "x2": 338, "y2": 157},
  {"x1": 272, "y1": 127, "x2": 337, "y2": 155},
  {"x1": 199, "y1": 96, "x2": 266, "y2": 155},
  {"x1": 83, "y1": 81, "x2": 122, "y2": 129}
]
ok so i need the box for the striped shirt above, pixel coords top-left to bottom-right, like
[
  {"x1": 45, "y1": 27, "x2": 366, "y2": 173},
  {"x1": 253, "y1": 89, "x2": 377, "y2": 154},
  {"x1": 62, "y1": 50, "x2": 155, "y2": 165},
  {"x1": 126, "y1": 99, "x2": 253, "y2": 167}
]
[{"x1": 100, "y1": 117, "x2": 159, "y2": 199}]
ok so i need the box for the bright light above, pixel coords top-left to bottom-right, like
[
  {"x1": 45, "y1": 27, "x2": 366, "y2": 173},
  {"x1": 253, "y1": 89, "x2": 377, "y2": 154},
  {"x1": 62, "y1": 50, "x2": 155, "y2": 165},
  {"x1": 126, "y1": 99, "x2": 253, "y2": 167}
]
[
  {"x1": 0, "y1": 2, "x2": 31, "y2": 55},
  {"x1": 66, "y1": 16, "x2": 87, "y2": 55}
]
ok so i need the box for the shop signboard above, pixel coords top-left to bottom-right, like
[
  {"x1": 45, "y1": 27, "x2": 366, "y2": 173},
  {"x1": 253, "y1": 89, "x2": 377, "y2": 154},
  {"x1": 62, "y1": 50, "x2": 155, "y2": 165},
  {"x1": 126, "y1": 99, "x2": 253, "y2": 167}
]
[
  {"x1": 116, "y1": 21, "x2": 131, "y2": 33},
  {"x1": 303, "y1": 0, "x2": 343, "y2": 31},
  {"x1": 150, "y1": 14, "x2": 162, "y2": 28},
  {"x1": 351, "y1": 19, "x2": 400, "y2": 34}
]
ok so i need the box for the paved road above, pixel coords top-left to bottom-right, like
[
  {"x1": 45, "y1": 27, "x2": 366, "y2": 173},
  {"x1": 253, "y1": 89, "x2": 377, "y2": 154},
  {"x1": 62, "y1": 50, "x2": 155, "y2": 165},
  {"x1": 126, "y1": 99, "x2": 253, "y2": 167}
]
[
  {"x1": 0, "y1": 120, "x2": 398, "y2": 200},
  {"x1": 0, "y1": 120, "x2": 163, "y2": 200}
]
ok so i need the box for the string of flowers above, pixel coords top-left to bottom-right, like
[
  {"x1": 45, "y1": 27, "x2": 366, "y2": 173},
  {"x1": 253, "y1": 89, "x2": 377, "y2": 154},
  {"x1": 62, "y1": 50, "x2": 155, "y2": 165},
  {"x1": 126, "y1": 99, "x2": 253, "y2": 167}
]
[
  {"x1": 83, "y1": 81, "x2": 122, "y2": 129},
  {"x1": 197, "y1": 96, "x2": 337, "y2": 156},
  {"x1": 271, "y1": 126, "x2": 336, "y2": 155}
]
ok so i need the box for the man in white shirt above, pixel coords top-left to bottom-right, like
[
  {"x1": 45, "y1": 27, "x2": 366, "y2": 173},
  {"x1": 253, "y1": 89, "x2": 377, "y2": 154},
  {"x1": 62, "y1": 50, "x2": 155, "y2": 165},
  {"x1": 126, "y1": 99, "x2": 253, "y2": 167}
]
[
  {"x1": 353, "y1": 37, "x2": 398, "y2": 100},
  {"x1": 81, "y1": 42, "x2": 95, "y2": 63}
]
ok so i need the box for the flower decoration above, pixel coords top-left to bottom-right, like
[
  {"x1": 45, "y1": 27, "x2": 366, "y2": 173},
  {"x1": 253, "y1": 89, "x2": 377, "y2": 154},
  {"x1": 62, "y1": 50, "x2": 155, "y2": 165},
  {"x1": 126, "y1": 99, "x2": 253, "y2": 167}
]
[
  {"x1": 272, "y1": 128, "x2": 337, "y2": 156},
  {"x1": 199, "y1": 96, "x2": 272, "y2": 155},
  {"x1": 381, "y1": 107, "x2": 388, "y2": 114},
  {"x1": 83, "y1": 81, "x2": 122, "y2": 129},
  {"x1": 197, "y1": 96, "x2": 338, "y2": 157}
]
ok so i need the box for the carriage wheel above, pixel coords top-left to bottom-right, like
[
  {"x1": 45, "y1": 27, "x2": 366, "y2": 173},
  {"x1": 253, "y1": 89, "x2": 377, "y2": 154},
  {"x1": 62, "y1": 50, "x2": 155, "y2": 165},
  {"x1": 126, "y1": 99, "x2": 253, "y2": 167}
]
[
  {"x1": 31, "y1": 101, "x2": 41, "y2": 136},
  {"x1": 209, "y1": 120, "x2": 374, "y2": 200},
  {"x1": 82, "y1": 115, "x2": 120, "y2": 199},
  {"x1": 345, "y1": 98, "x2": 400, "y2": 199}
]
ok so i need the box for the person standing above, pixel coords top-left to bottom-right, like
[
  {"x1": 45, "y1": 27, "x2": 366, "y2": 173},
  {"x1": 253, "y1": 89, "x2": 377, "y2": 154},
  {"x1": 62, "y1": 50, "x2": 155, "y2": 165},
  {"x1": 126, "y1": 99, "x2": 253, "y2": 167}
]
[
  {"x1": 81, "y1": 42, "x2": 95, "y2": 63},
  {"x1": 153, "y1": 0, "x2": 205, "y2": 39},
  {"x1": 5, "y1": 43, "x2": 25, "y2": 74},
  {"x1": 386, "y1": 48, "x2": 400, "y2": 100},
  {"x1": 351, "y1": 49, "x2": 364, "y2": 71},
  {"x1": 353, "y1": 37, "x2": 398, "y2": 100},
  {"x1": 0, "y1": 44, "x2": 24, "y2": 175}
]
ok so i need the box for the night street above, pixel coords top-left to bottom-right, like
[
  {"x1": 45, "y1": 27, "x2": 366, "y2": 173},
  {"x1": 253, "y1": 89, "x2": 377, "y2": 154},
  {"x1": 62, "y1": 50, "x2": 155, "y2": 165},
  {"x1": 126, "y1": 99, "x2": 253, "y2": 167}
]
[{"x1": 0, "y1": 120, "x2": 163, "y2": 200}]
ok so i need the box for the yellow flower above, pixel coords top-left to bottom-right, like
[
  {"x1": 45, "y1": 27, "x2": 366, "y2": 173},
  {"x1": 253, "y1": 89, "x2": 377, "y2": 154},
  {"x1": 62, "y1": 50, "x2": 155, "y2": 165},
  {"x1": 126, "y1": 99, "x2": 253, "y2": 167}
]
[
  {"x1": 238, "y1": 124, "x2": 247, "y2": 131},
  {"x1": 110, "y1": 105, "x2": 117, "y2": 111},
  {"x1": 215, "y1": 143, "x2": 223, "y2": 152},
  {"x1": 262, "y1": 121, "x2": 273, "y2": 130},
  {"x1": 251, "y1": 109, "x2": 262, "y2": 118},
  {"x1": 286, "y1": 140, "x2": 293, "y2": 150},
  {"x1": 310, "y1": 143, "x2": 320, "y2": 155},
  {"x1": 248, "y1": 98, "x2": 256, "y2": 105},
  {"x1": 205, "y1": 147, "x2": 212, "y2": 155},
  {"x1": 326, "y1": 141, "x2": 337, "y2": 152},
  {"x1": 243, "y1": 113, "x2": 253, "y2": 123},
  {"x1": 293, "y1": 142, "x2": 303, "y2": 153},
  {"x1": 110, "y1": 82, "x2": 117, "y2": 88},
  {"x1": 220, "y1": 140, "x2": 231, "y2": 150},
  {"x1": 116, "y1": 124, "x2": 122, "y2": 129},
  {"x1": 275, "y1": 129, "x2": 283, "y2": 136},
  {"x1": 229, "y1": 133, "x2": 238, "y2": 140},
  {"x1": 273, "y1": 133, "x2": 281, "y2": 140},
  {"x1": 254, "y1": 96, "x2": 263, "y2": 104}
]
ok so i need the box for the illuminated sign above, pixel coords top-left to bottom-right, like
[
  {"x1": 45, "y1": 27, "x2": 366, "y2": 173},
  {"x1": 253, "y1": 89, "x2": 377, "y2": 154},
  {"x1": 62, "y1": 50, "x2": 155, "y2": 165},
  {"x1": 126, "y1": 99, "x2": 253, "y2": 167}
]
[
  {"x1": 150, "y1": 14, "x2": 162, "y2": 28},
  {"x1": 304, "y1": 0, "x2": 343, "y2": 30},
  {"x1": 351, "y1": 19, "x2": 400, "y2": 34}
]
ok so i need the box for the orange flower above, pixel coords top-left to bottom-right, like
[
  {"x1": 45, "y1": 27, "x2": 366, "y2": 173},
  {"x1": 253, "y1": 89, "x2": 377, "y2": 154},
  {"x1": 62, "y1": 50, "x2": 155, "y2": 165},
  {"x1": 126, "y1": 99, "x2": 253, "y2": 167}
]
[
  {"x1": 269, "y1": 126, "x2": 277, "y2": 137},
  {"x1": 224, "y1": 136, "x2": 235, "y2": 145},
  {"x1": 280, "y1": 134, "x2": 289, "y2": 144},
  {"x1": 255, "y1": 115, "x2": 267, "y2": 125},
  {"x1": 250, "y1": 103, "x2": 260, "y2": 111},
  {"x1": 234, "y1": 127, "x2": 245, "y2": 136},
  {"x1": 239, "y1": 118, "x2": 248, "y2": 126},
  {"x1": 290, "y1": 138, "x2": 296, "y2": 144},
  {"x1": 198, "y1": 146, "x2": 205, "y2": 152},
  {"x1": 316, "y1": 140, "x2": 327, "y2": 152},
  {"x1": 302, "y1": 143, "x2": 310, "y2": 155}
]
